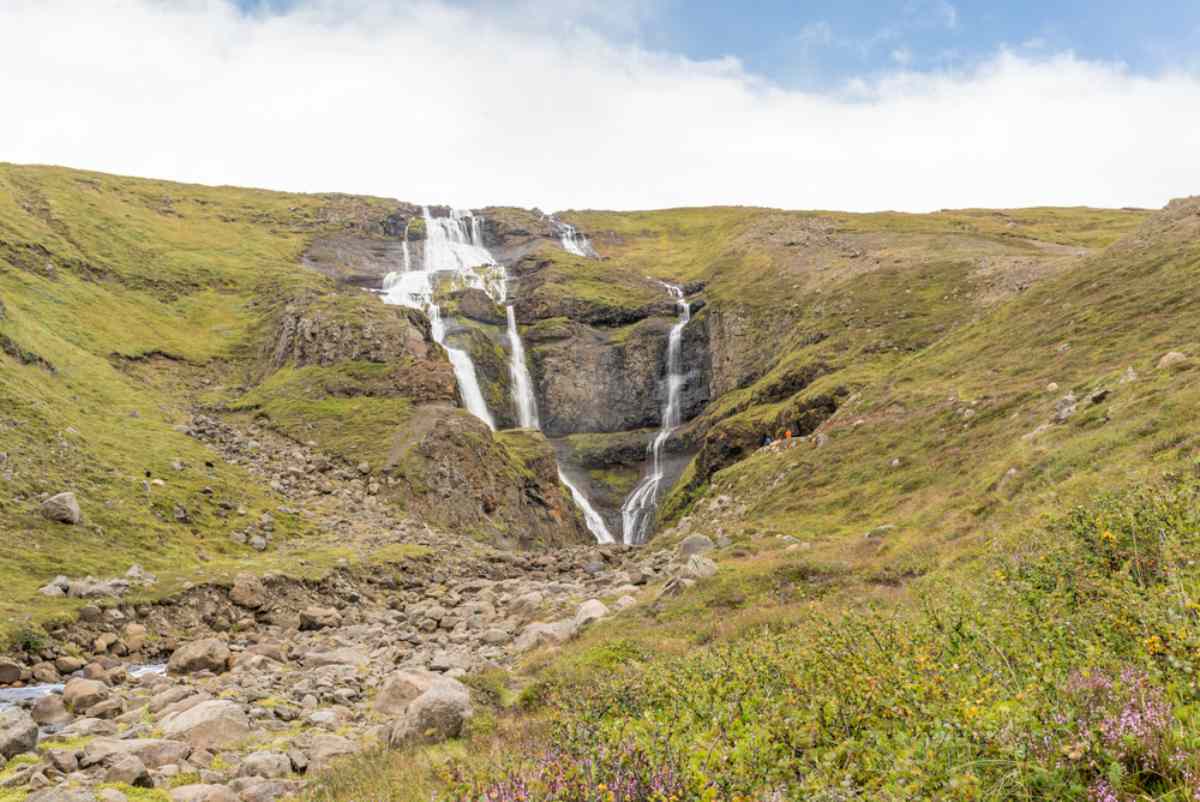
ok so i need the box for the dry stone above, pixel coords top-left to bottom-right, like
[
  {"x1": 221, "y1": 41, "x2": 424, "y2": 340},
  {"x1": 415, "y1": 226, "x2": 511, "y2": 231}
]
[
  {"x1": 0, "y1": 709, "x2": 38, "y2": 759},
  {"x1": 168, "y1": 639, "x2": 230, "y2": 674},
  {"x1": 388, "y1": 679, "x2": 472, "y2": 746},
  {"x1": 161, "y1": 700, "x2": 249, "y2": 751},
  {"x1": 41, "y1": 492, "x2": 81, "y2": 524},
  {"x1": 63, "y1": 678, "x2": 110, "y2": 711}
]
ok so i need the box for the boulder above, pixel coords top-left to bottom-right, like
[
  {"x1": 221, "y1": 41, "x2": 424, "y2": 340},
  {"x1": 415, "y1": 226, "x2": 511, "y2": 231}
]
[
  {"x1": 681, "y1": 555, "x2": 717, "y2": 581},
  {"x1": 299, "y1": 606, "x2": 341, "y2": 631},
  {"x1": 676, "y1": 534, "x2": 715, "y2": 559},
  {"x1": 373, "y1": 670, "x2": 443, "y2": 716},
  {"x1": 41, "y1": 492, "x2": 81, "y2": 524},
  {"x1": 168, "y1": 638, "x2": 230, "y2": 675},
  {"x1": 26, "y1": 790, "x2": 98, "y2": 802},
  {"x1": 0, "y1": 709, "x2": 38, "y2": 759},
  {"x1": 169, "y1": 785, "x2": 239, "y2": 802},
  {"x1": 238, "y1": 751, "x2": 292, "y2": 779},
  {"x1": 31, "y1": 694, "x2": 72, "y2": 727},
  {"x1": 0, "y1": 659, "x2": 21, "y2": 684},
  {"x1": 84, "y1": 738, "x2": 191, "y2": 769},
  {"x1": 388, "y1": 679, "x2": 472, "y2": 746},
  {"x1": 161, "y1": 700, "x2": 250, "y2": 750},
  {"x1": 237, "y1": 779, "x2": 302, "y2": 802},
  {"x1": 123, "y1": 623, "x2": 147, "y2": 652},
  {"x1": 573, "y1": 599, "x2": 610, "y2": 630},
  {"x1": 105, "y1": 753, "x2": 149, "y2": 786},
  {"x1": 45, "y1": 748, "x2": 79, "y2": 773},
  {"x1": 54, "y1": 655, "x2": 86, "y2": 674},
  {"x1": 230, "y1": 573, "x2": 266, "y2": 610},
  {"x1": 57, "y1": 716, "x2": 117, "y2": 739},
  {"x1": 480, "y1": 628, "x2": 510, "y2": 645},
  {"x1": 1159, "y1": 351, "x2": 1189, "y2": 370},
  {"x1": 63, "y1": 677, "x2": 110, "y2": 711},
  {"x1": 306, "y1": 734, "x2": 357, "y2": 772},
  {"x1": 302, "y1": 647, "x2": 367, "y2": 669},
  {"x1": 509, "y1": 591, "x2": 544, "y2": 617},
  {"x1": 513, "y1": 620, "x2": 576, "y2": 653}
]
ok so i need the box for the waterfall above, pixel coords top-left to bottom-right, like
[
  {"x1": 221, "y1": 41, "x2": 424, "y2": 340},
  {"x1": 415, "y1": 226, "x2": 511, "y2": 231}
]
[
  {"x1": 506, "y1": 306, "x2": 539, "y2": 429},
  {"x1": 381, "y1": 207, "x2": 496, "y2": 430},
  {"x1": 382, "y1": 219, "x2": 412, "y2": 292},
  {"x1": 401, "y1": 218, "x2": 412, "y2": 272},
  {"x1": 380, "y1": 205, "x2": 611, "y2": 544},
  {"x1": 500, "y1": 288, "x2": 609, "y2": 543},
  {"x1": 558, "y1": 469, "x2": 615, "y2": 544},
  {"x1": 552, "y1": 218, "x2": 597, "y2": 258},
  {"x1": 620, "y1": 282, "x2": 691, "y2": 544}
]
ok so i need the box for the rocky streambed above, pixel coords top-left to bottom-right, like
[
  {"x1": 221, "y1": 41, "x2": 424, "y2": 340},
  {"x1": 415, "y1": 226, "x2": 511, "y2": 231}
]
[{"x1": 0, "y1": 413, "x2": 725, "y2": 802}]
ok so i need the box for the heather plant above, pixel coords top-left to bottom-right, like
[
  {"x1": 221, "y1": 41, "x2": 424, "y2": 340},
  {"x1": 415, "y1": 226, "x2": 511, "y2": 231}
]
[{"x1": 430, "y1": 478, "x2": 1200, "y2": 801}]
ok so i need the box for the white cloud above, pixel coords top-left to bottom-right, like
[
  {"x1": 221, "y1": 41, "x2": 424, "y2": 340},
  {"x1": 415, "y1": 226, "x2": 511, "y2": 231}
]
[
  {"x1": 891, "y1": 47, "x2": 914, "y2": 65},
  {"x1": 1, "y1": 0, "x2": 1199, "y2": 213}
]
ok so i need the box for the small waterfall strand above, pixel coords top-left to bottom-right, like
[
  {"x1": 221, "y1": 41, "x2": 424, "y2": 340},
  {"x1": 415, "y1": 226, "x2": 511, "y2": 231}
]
[{"x1": 620, "y1": 282, "x2": 691, "y2": 544}]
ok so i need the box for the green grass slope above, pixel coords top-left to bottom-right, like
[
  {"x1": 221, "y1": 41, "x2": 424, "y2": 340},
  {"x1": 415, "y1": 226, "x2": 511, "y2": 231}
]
[
  {"x1": 0, "y1": 164, "x2": 572, "y2": 647},
  {"x1": 315, "y1": 201, "x2": 1197, "y2": 801}
]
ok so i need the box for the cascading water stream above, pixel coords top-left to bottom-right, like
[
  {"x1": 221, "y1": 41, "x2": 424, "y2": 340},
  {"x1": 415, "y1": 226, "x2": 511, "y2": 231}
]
[
  {"x1": 382, "y1": 207, "x2": 496, "y2": 430},
  {"x1": 559, "y1": 469, "x2": 614, "y2": 544},
  {"x1": 380, "y1": 206, "x2": 612, "y2": 543},
  {"x1": 620, "y1": 282, "x2": 691, "y2": 544},
  {"x1": 506, "y1": 306, "x2": 539, "y2": 429},
  {"x1": 551, "y1": 218, "x2": 597, "y2": 258},
  {"x1": 503, "y1": 267, "x2": 613, "y2": 542}
]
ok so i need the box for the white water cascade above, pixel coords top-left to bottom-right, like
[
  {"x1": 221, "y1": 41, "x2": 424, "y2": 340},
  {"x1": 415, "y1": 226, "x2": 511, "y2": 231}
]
[
  {"x1": 621, "y1": 282, "x2": 691, "y2": 544},
  {"x1": 380, "y1": 206, "x2": 612, "y2": 544},
  {"x1": 505, "y1": 305, "x2": 614, "y2": 544},
  {"x1": 558, "y1": 469, "x2": 615, "y2": 544},
  {"x1": 553, "y1": 219, "x2": 597, "y2": 258},
  {"x1": 381, "y1": 207, "x2": 497, "y2": 430},
  {"x1": 506, "y1": 306, "x2": 540, "y2": 429}
]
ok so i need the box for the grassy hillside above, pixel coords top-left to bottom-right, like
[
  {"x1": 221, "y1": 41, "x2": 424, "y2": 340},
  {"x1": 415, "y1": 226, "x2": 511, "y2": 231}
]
[
  {"x1": 312, "y1": 201, "x2": 1196, "y2": 801},
  {"x1": 0, "y1": 164, "x2": 570, "y2": 647}
]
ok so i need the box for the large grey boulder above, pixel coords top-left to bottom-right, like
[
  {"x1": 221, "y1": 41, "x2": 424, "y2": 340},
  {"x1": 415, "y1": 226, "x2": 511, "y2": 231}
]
[
  {"x1": 41, "y1": 492, "x2": 81, "y2": 524},
  {"x1": 1159, "y1": 351, "x2": 1189, "y2": 370},
  {"x1": 573, "y1": 599, "x2": 610, "y2": 630},
  {"x1": 168, "y1": 638, "x2": 230, "y2": 675},
  {"x1": 238, "y1": 751, "x2": 292, "y2": 779},
  {"x1": 26, "y1": 790, "x2": 98, "y2": 802},
  {"x1": 83, "y1": 738, "x2": 190, "y2": 769},
  {"x1": 63, "y1": 677, "x2": 110, "y2": 711},
  {"x1": 388, "y1": 679, "x2": 472, "y2": 746},
  {"x1": 373, "y1": 670, "x2": 443, "y2": 716},
  {"x1": 169, "y1": 785, "x2": 239, "y2": 802},
  {"x1": 0, "y1": 709, "x2": 38, "y2": 759},
  {"x1": 230, "y1": 573, "x2": 266, "y2": 610},
  {"x1": 513, "y1": 619, "x2": 577, "y2": 653},
  {"x1": 306, "y1": 734, "x2": 357, "y2": 772},
  {"x1": 0, "y1": 658, "x2": 21, "y2": 684},
  {"x1": 676, "y1": 534, "x2": 715, "y2": 559},
  {"x1": 105, "y1": 753, "x2": 149, "y2": 786},
  {"x1": 299, "y1": 606, "x2": 341, "y2": 631},
  {"x1": 161, "y1": 700, "x2": 249, "y2": 750},
  {"x1": 302, "y1": 647, "x2": 367, "y2": 669}
]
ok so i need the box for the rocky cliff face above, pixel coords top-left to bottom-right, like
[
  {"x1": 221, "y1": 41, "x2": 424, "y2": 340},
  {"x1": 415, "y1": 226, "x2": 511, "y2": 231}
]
[{"x1": 386, "y1": 409, "x2": 590, "y2": 549}]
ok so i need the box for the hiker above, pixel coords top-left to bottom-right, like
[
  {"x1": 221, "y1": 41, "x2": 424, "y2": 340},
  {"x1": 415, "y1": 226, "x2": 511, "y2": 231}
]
[{"x1": 762, "y1": 434, "x2": 773, "y2": 447}]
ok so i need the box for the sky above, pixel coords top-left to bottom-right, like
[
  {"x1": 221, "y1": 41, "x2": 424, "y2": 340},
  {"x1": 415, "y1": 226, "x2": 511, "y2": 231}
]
[{"x1": 2, "y1": 0, "x2": 1199, "y2": 212}]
